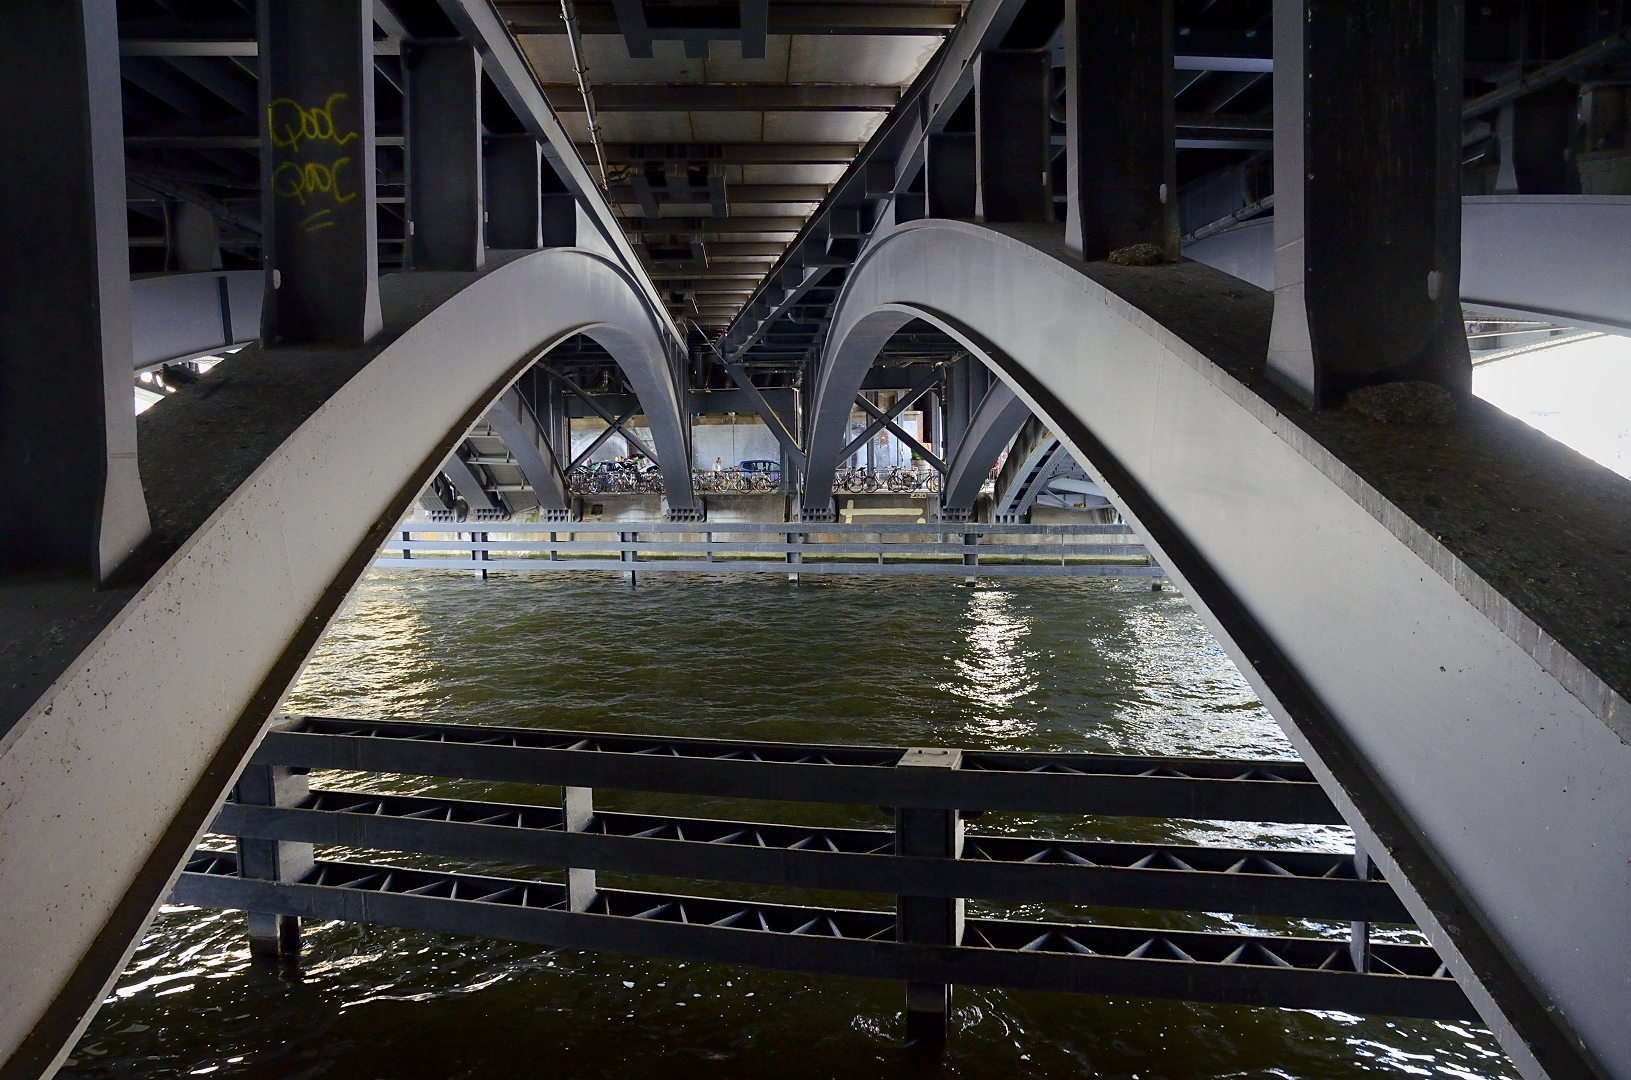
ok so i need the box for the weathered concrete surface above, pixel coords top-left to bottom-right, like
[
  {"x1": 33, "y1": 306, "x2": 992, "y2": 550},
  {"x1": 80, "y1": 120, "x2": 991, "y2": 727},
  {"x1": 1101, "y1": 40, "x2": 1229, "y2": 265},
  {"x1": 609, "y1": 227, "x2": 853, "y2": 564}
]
[{"x1": 0, "y1": 262, "x2": 524, "y2": 747}]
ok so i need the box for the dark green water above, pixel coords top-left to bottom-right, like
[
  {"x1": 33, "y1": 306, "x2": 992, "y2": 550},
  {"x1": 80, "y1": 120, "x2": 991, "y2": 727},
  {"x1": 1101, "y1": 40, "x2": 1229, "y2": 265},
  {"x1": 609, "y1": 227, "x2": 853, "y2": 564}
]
[{"x1": 64, "y1": 572, "x2": 1514, "y2": 1079}]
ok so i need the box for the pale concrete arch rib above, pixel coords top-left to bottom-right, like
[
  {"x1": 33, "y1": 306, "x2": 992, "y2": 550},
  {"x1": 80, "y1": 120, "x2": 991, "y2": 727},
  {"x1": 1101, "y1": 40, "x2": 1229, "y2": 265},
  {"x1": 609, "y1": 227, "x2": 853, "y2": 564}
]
[
  {"x1": 0, "y1": 247, "x2": 683, "y2": 1077},
  {"x1": 811, "y1": 218, "x2": 1631, "y2": 1080},
  {"x1": 939, "y1": 381, "x2": 1030, "y2": 513}
]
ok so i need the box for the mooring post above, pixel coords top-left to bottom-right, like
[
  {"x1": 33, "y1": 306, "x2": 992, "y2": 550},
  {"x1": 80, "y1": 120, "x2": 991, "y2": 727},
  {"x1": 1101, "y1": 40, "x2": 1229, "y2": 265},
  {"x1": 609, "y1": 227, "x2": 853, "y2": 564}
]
[
  {"x1": 895, "y1": 747, "x2": 964, "y2": 1046},
  {"x1": 1350, "y1": 844, "x2": 1372, "y2": 973},
  {"x1": 236, "y1": 761, "x2": 314, "y2": 960},
  {"x1": 564, "y1": 785, "x2": 597, "y2": 912},
  {"x1": 620, "y1": 529, "x2": 636, "y2": 586},
  {"x1": 963, "y1": 531, "x2": 978, "y2": 584},
  {"x1": 787, "y1": 529, "x2": 802, "y2": 582}
]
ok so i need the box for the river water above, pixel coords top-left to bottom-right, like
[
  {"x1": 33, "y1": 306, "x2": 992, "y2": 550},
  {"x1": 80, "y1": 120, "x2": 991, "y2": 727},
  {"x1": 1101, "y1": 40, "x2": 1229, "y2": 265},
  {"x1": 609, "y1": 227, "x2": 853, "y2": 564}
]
[{"x1": 64, "y1": 572, "x2": 1515, "y2": 1079}]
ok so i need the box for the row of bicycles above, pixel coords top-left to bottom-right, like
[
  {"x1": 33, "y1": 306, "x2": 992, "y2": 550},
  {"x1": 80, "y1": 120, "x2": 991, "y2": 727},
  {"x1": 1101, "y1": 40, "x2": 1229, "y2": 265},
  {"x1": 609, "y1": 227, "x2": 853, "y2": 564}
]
[
  {"x1": 566, "y1": 459, "x2": 665, "y2": 495},
  {"x1": 564, "y1": 460, "x2": 939, "y2": 496},
  {"x1": 694, "y1": 469, "x2": 780, "y2": 493},
  {"x1": 834, "y1": 465, "x2": 940, "y2": 494}
]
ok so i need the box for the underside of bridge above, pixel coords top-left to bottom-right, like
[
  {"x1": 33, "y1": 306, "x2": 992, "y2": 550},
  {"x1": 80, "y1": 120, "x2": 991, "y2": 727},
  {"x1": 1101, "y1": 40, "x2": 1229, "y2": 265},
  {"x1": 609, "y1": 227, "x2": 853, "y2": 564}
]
[{"x1": 1, "y1": 1, "x2": 1630, "y2": 1078}]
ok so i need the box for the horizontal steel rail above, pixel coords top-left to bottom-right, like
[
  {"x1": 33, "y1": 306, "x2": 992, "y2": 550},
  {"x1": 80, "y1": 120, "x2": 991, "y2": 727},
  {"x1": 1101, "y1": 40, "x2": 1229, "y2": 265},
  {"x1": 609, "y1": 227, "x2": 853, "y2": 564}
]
[
  {"x1": 214, "y1": 788, "x2": 1406, "y2": 921},
  {"x1": 254, "y1": 717, "x2": 1343, "y2": 823},
  {"x1": 388, "y1": 539, "x2": 1147, "y2": 558},
  {"x1": 390, "y1": 521, "x2": 1138, "y2": 535},
  {"x1": 173, "y1": 851, "x2": 1472, "y2": 1020},
  {"x1": 375, "y1": 558, "x2": 1162, "y2": 578}
]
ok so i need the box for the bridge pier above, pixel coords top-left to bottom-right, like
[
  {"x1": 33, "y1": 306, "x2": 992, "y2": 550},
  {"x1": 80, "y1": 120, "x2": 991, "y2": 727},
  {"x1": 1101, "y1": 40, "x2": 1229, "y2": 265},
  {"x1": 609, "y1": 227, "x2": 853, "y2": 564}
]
[{"x1": 259, "y1": 0, "x2": 382, "y2": 346}]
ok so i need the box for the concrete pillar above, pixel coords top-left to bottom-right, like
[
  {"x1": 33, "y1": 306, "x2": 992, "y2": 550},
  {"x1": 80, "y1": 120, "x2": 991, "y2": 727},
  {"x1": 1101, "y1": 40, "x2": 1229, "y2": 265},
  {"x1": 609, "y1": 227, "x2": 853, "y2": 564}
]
[
  {"x1": 925, "y1": 133, "x2": 976, "y2": 219},
  {"x1": 485, "y1": 137, "x2": 542, "y2": 250},
  {"x1": 1267, "y1": 0, "x2": 1470, "y2": 408},
  {"x1": 260, "y1": 0, "x2": 383, "y2": 346},
  {"x1": 406, "y1": 43, "x2": 485, "y2": 271},
  {"x1": 895, "y1": 747, "x2": 964, "y2": 1045},
  {"x1": 236, "y1": 764, "x2": 315, "y2": 959},
  {"x1": 0, "y1": 0, "x2": 151, "y2": 582},
  {"x1": 975, "y1": 50, "x2": 1052, "y2": 223},
  {"x1": 1064, "y1": 0, "x2": 1177, "y2": 259}
]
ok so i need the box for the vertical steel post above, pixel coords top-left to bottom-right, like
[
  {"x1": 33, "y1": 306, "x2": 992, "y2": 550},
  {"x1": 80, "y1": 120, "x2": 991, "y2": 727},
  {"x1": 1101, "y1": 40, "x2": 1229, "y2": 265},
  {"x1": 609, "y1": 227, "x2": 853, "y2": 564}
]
[
  {"x1": 485, "y1": 137, "x2": 543, "y2": 250},
  {"x1": 925, "y1": 133, "x2": 977, "y2": 219},
  {"x1": 895, "y1": 747, "x2": 964, "y2": 1045},
  {"x1": 1350, "y1": 845, "x2": 1372, "y2": 973},
  {"x1": 260, "y1": 0, "x2": 383, "y2": 346},
  {"x1": 401, "y1": 528, "x2": 412, "y2": 559},
  {"x1": 974, "y1": 50, "x2": 1053, "y2": 223},
  {"x1": 564, "y1": 785, "x2": 597, "y2": 912},
  {"x1": 405, "y1": 42, "x2": 485, "y2": 271},
  {"x1": 621, "y1": 530, "x2": 636, "y2": 586},
  {"x1": 787, "y1": 529, "x2": 802, "y2": 582},
  {"x1": 1064, "y1": 0, "x2": 1177, "y2": 260},
  {"x1": 1267, "y1": 0, "x2": 1469, "y2": 408},
  {"x1": 0, "y1": 0, "x2": 151, "y2": 582},
  {"x1": 963, "y1": 531, "x2": 978, "y2": 584},
  {"x1": 236, "y1": 762, "x2": 315, "y2": 960}
]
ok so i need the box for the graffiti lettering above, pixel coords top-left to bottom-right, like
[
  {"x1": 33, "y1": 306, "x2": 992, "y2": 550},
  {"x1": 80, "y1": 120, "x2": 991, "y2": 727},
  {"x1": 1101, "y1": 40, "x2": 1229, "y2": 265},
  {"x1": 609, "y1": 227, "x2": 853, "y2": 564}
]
[
  {"x1": 273, "y1": 158, "x2": 356, "y2": 218},
  {"x1": 268, "y1": 94, "x2": 359, "y2": 153}
]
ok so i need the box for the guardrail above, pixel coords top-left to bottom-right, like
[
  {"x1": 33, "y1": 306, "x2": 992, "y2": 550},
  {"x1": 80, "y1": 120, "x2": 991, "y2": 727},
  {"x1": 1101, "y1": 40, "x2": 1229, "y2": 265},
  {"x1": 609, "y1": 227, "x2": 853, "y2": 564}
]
[
  {"x1": 176, "y1": 716, "x2": 1474, "y2": 1045},
  {"x1": 376, "y1": 520, "x2": 1160, "y2": 580}
]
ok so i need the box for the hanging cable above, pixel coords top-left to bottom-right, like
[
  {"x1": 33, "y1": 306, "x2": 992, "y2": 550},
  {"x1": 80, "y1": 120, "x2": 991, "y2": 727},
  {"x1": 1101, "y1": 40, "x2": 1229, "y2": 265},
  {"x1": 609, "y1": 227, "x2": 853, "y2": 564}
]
[{"x1": 559, "y1": 0, "x2": 610, "y2": 190}]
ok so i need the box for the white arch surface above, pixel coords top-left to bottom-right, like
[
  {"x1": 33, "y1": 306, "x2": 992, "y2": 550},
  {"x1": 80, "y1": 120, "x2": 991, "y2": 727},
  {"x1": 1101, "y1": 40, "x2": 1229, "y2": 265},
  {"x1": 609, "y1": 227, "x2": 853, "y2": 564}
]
[
  {"x1": 813, "y1": 218, "x2": 1631, "y2": 1080},
  {"x1": 0, "y1": 247, "x2": 683, "y2": 1076}
]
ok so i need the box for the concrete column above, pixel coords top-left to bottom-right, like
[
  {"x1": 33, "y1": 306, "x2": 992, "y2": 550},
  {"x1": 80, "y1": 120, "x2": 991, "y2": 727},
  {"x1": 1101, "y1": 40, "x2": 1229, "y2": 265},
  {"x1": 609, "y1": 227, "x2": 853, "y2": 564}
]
[
  {"x1": 407, "y1": 42, "x2": 485, "y2": 270},
  {"x1": 925, "y1": 132, "x2": 976, "y2": 219},
  {"x1": 1267, "y1": 0, "x2": 1470, "y2": 408},
  {"x1": 0, "y1": 0, "x2": 150, "y2": 582},
  {"x1": 485, "y1": 137, "x2": 542, "y2": 250},
  {"x1": 895, "y1": 747, "x2": 964, "y2": 1045},
  {"x1": 236, "y1": 763, "x2": 315, "y2": 959},
  {"x1": 975, "y1": 50, "x2": 1052, "y2": 223},
  {"x1": 1064, "y1": 0, "x2": 1177, "y2": 259}
]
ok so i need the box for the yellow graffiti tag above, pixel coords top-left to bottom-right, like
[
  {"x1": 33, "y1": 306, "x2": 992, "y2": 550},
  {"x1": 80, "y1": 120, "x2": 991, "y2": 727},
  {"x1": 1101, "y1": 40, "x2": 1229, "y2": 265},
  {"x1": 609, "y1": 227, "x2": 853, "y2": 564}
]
[
  {"x1": 268, "y1": 93, "x2": 359, "y2": 153},
  {"x1": 273, "y1": 158, "x2": 356, "y2": 209}
]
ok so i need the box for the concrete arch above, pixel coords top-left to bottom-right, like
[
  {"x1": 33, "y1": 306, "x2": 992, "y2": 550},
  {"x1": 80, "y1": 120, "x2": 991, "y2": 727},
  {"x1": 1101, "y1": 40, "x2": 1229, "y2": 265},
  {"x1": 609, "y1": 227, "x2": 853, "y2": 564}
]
[
  {"x1": 938, "y1": 380, "x2": 1031, "y2": 515},
  {"x1": 0, "y1": 246, "x2": 687, "y2": 1075},
  {"x1": 810, "y1": 218, "x2": 1631, "y2": 1080}
]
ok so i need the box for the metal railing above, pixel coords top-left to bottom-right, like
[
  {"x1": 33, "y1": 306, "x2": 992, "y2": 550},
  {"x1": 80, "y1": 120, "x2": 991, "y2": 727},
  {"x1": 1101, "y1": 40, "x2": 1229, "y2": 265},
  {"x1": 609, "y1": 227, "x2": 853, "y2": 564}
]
[
  {"x1": 176, "y1": 715, "x2": 1475, "y2": 1045},
  {"x1": 376, "y1": 520, "x2": 1160, "y2": 579}
]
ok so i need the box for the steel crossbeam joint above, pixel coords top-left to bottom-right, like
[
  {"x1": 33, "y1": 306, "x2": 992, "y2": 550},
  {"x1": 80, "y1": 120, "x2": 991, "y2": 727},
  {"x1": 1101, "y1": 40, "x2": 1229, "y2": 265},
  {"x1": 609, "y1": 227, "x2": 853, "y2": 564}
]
[{"x1": 235, "y1": 758, "x2": 314, "y2": 960}]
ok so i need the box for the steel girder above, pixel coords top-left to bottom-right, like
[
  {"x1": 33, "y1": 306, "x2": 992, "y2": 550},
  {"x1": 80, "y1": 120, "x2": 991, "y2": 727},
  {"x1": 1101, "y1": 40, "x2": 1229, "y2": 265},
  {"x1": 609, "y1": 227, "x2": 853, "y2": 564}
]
[
  {"x1": 174, "y1": 850, "x2": 1472, "y2": 1021},
  {"x1": 806, "y1": 217, "x2": 1631, "y2": 1080},
  {"x1": 0, "y1": 246, "x2": 693, "y2": 1078}
]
